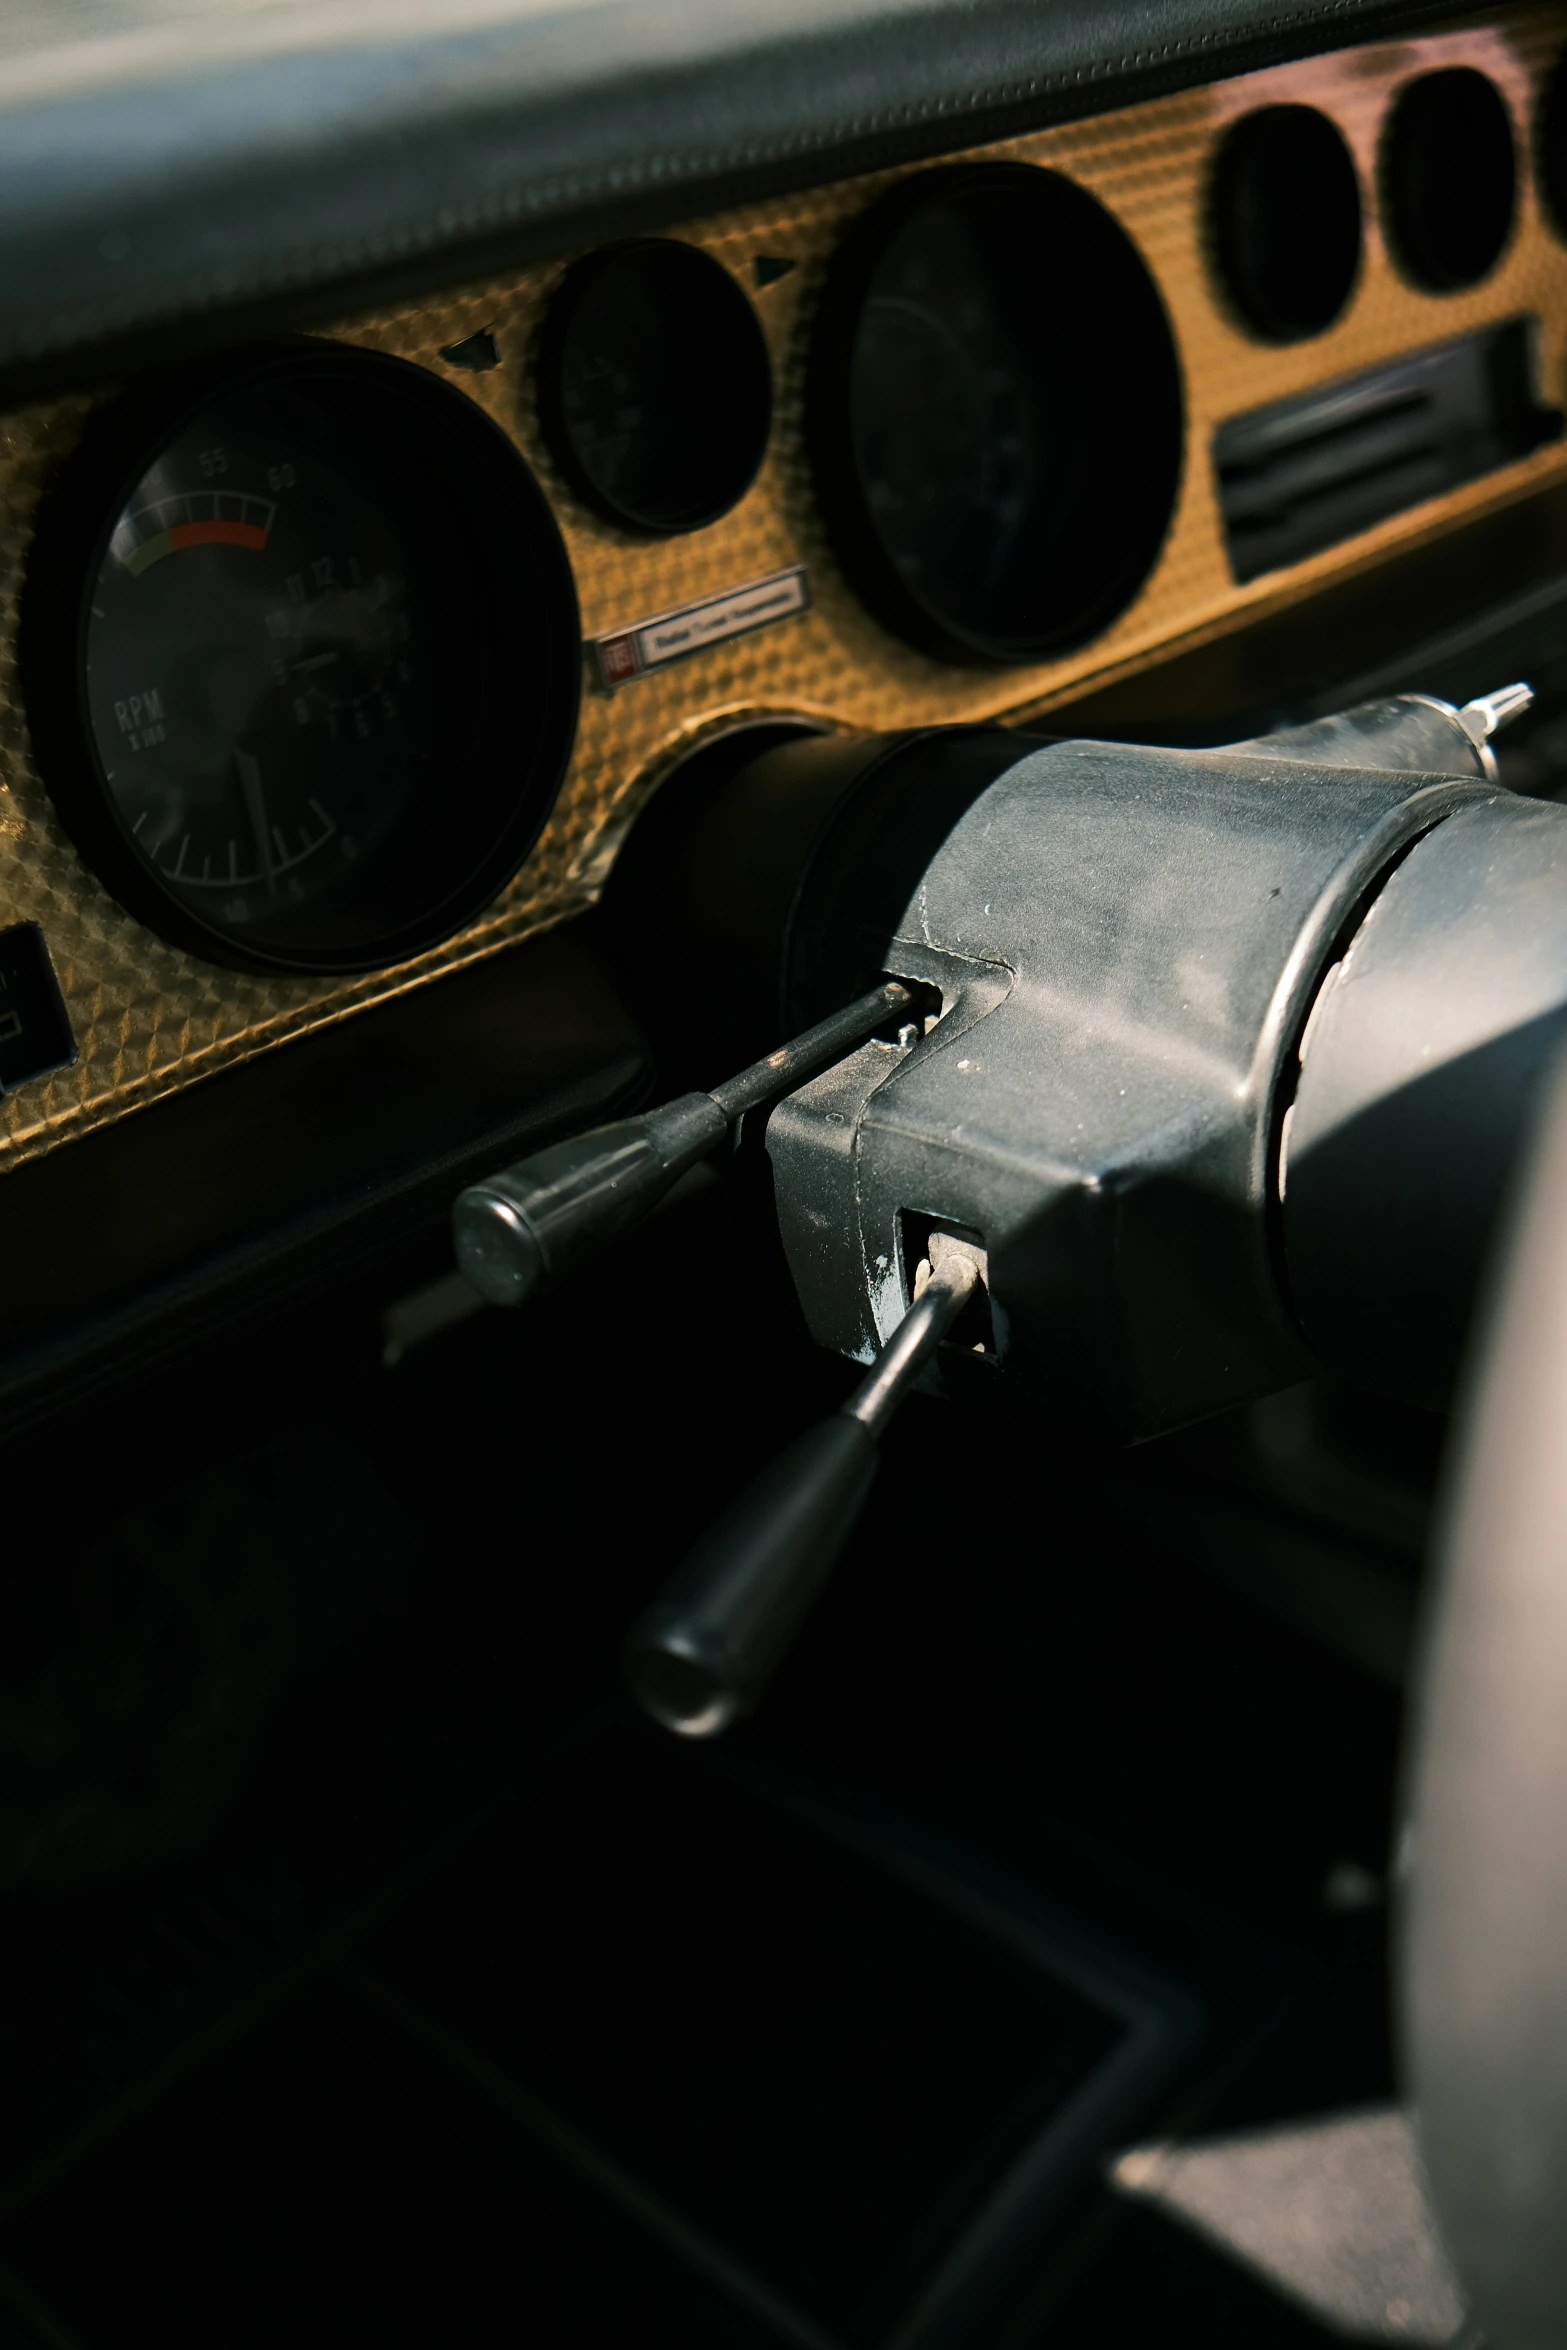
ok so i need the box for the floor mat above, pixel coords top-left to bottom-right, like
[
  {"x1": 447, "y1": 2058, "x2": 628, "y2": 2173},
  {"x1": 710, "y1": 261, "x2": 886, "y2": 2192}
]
[{"x1": 0, "y1": 1738, "x2": 1208, "y2": 2350}]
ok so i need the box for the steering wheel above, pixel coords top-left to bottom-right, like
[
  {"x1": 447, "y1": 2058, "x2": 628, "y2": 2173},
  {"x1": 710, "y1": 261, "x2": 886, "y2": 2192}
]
[{"x1": 1404, "y1": 1044, "x2": 1567, "y2": 2347}]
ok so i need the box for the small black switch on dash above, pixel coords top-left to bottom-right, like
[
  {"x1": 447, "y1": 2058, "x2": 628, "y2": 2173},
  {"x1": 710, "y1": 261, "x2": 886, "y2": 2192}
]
[{"x1": 0, "y1": 923, "x2": 76, "y2": 1093}]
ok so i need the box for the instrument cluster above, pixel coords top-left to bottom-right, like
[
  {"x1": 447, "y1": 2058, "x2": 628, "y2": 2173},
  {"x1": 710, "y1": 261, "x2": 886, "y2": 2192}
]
[{"x1": 2, "y1": 9, "x2": 1566, "y2": 1161}]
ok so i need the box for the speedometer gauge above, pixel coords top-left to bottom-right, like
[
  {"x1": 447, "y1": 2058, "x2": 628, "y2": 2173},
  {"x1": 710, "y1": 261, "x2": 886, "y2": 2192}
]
[
  {"x1": 806, "y1": 166, "x2": 1183, "y2": 667},
  {"x1": 21, "y1": 344, "x2": 579, "y2": 974}
]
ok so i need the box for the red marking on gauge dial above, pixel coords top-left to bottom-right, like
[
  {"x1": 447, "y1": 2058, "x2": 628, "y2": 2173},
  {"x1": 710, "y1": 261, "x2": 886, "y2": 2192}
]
[{"x1": 168, "y1": 519, "x2": 268, "y2": 554}]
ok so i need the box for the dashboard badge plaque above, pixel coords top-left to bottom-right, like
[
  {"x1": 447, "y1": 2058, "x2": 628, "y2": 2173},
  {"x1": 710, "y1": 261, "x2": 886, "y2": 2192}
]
[{"x1": 591, "y1": 566, "x2": 810, "y2": 689}]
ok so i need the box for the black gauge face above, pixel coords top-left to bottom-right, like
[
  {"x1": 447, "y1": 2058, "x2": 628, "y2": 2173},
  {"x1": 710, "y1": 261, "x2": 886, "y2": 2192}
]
[
  {"x1": 807, "y1": 167, "x2": 1183, "y2": 667},
  {"x1": 87, "y1": 408, "x2": 434, "y2": 918},
  {"x1": 1382, "y1": 70, "x2": 1516, "y2": 293},
  {"x1": 22, "y1": 346, "x2": 579, "y2": 974},
  {"x1": 538, "y1": 240, "x2": 772, "y2": 534},
  {"x1": 1210, "y1": 107, "x2": 1363, "y2": 342}
]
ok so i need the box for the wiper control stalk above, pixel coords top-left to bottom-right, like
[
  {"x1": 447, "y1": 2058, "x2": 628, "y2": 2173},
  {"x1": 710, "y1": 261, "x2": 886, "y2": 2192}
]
[{"x1": 452, "y1": 977, "x2": 920, "y2": 1309}]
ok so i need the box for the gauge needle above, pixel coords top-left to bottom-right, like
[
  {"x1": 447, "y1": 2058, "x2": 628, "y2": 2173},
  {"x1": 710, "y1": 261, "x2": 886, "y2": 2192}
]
[
  {"x1": 291, "y1": 652, "x2": 339, "y2": 677},
  {"x1": 235, "y1": 748, "x2": 278, "y2": 893}
]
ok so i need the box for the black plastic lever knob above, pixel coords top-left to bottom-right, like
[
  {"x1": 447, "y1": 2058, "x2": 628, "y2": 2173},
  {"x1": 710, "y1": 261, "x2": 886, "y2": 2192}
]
[
  {"x1": 454, "y1": 1093, "x2": 725, "y2": 1308},
  {"x1": 627, "y1": 1416, "x2": 879, "y2": 1738},
  {"x1": 626, "y1": 1237, "x2": 983, "y2": 1736}
]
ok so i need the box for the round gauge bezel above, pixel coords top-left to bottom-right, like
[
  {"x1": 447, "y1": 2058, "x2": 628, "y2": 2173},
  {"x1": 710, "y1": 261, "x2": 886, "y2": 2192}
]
[
  {"x1": 1380, "y1": 68, "x2": 1517, "y2": 294},
  {"x1": 19, "y1": 340, "x2": 581, "y2": 977},
  {"x1": 804, "y1": 163, "x2": 1185, "y2": 669},
  {"x1": 535, "y1": 238, "x2": 772, "y2": 535},
  {"x1": 1209, "y1": 106, "x2": 1363, "y2": 342}
]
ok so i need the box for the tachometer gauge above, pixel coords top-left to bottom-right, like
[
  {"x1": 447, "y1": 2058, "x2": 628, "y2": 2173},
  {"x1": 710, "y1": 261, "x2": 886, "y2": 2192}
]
[{"x1": 21, "y1": 344, "x2": 579, "y2": 973}]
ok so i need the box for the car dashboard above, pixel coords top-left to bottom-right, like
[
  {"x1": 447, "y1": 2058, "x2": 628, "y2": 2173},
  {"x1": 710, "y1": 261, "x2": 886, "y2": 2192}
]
[
  {"x1": 1, "y1": 5, "x2": 1566, "y2": 2347},
  {"x1": 0, "y1": 9, "x2": 1562, "y2": 1175}
]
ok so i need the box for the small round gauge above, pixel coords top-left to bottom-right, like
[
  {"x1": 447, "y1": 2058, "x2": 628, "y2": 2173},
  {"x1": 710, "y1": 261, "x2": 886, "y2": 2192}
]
[
  {"x1": 537, "y1": 239, "x2": 771, "y2": 534},
  {"x1": 1382, "y1": 70, "x2": 1516, "y2": 293},
  {"x1": 1211, "y1": 107, "x2": 1363, "y2": 340},
  {"x1": 806, "y1": 166, "x2": 1183, "y2": 667},
  {"x1": 21, "y1": 344, "x2": 579, "y2": 974}
]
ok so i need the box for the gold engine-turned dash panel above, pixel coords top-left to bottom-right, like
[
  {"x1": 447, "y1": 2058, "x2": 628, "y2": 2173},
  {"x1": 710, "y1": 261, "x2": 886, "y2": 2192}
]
[{"x1": 1, "y1": 7, "x2": 1566, "y2": 1174}]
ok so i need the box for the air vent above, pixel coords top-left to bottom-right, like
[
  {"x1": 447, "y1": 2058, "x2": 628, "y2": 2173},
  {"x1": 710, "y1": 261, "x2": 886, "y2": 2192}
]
[{"x1": 1214, "y1": 319, "x2": 1561, "y2": 583}]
